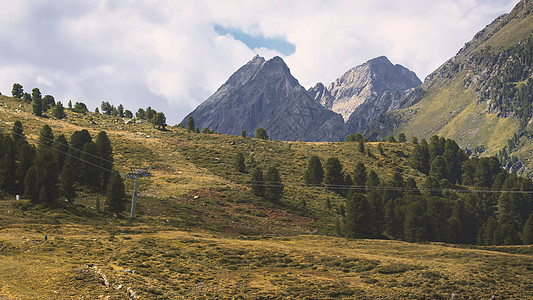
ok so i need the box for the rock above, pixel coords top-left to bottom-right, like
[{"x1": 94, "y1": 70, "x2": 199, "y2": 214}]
[{"x1": 182, "y1": 55, "x2": 345, "y2": 142}]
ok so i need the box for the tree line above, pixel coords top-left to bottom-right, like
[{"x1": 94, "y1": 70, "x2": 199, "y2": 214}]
[
  {"x1": 0, "y1": 121, "x2": 126, "y2": 214},
  {"x1": 11, "y1": 83, "x2": 167, "y2": 130},
  {"x1": 302, "y1": 134, "x2": 533, "y2": 245}
]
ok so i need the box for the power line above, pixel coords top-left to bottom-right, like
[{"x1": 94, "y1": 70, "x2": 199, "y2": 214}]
[{"x1": 4, "y1": 122, "x2": 533, "y2": 196}]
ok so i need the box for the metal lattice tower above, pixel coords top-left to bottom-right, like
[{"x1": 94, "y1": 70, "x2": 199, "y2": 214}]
[{"x1": 124, "y1": 167, "x2": 152, "y2": 218}]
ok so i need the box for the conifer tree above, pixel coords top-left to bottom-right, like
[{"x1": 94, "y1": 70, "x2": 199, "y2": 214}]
[
  {"x1": 429, "y1": 156, "x2": 447, "y2": 180},
  {"x1": 187, "y1": 116, "x2": 195, "y2": 132},
  {"x1": 11, "y1": 83, "x2": 23, "y2": 98},
  {"x1": 53, "y1": 134, "x2": 68, "y2": 170},
  {"x1": 324, "y1": 157, "x2": 344, "y2": 193},
  {"x1": 345, "y1": 193, "x2": 373, "y2": 238},
  {"x1": 353, "y1": 162, "x2": 367, "y2": 188},
  {"x1": 235, "y1": 152, "x2": 246, "y2": 173},
  {"x1": 32, "y1": 88, "x2": 42, "y2": 116},
  {"x1": 38, "y1": 125, "x2": 54, "y2": 148},
  {"x1": 251, "y1": 167, "x2": 264, "y2": 197},
  {"x1": 264, "y1": 166, "x2": 283, "y2": 202},
  {"x1": 255, "y1": 128, "x2": 268, "y2": 140},
  {"x1": 52, "y1": 101, "x2": 66, "y2": 119},
  {"x1": 522, "y1": 213, "x2": 533, "y2": 245},
  {"x1": 59, "y1": 162, "x2": 76, "y2": 203},
  {"x1": 95, "y1": 131, "x2": 113, "y2": 189},
  {"x1": 358, "y1": 139, "x2": 365, "y2": 153},
  {"x1": 304, "y1": 155, "x2": 323, "y2": 185},
  {"x1": 106, "y1": 172, "x2": 126, "y2": 214}
]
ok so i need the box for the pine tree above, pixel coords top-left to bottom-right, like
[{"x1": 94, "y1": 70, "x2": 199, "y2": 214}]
[
  {"x1": 32, "y1": 88, "x2": 42, "y2": 116},
  {"x1": 323, "y1": 157, "x2": 344, "y2": 193},
  {"x1": 11, "y1": 83, "x2": 23, "y2": 98},
  {"x1": 106, "y1": 172, "x2": 126, "y2": 214},
  {"x1": 187, "y1": 116, "x2": 195, "y2": 132},
  {"x1": 345, "y1": 193, "x2": 373, "y2": 238},
  {"x1": 358, "y1": 139, "x2": 365, "y2": 153},
  {"x1": 38, "y1": 125, "x2": 54, "y2": 148},
  {"x1": 24, "y1": 166, "x2": 41, "y2": 203},
  {"x1": 255, "y1": 128, "x2": 268, "y2": 140},
  {"x1": 0, "y1": 136, "x2": 16, "y2": 194},
  {"x1": 235, "y1": 152, "x2": 246, "y2": 173},
  {"x1": 81, "y1": 141, "x2": 101, "y2": 188},
  {"x1": 52, "y1": 101, "x2": 66, "y2": 119},
  {"x1": 303, "y1": 155, "x2": 323, "y2": 185},
  {"x1": 95, "y1": 131, "x2": 113, "y2": 189},
  {"x1": 264, "y1": 166, "x2": 283, "y2": 202},
  {"x1": 53, "y1": 134, "x2": 68, "y2": 170},
  {"x1": 353, "y1": 162, "x2": 367, "y2": 188},
  {"x1": 241, "y1": 130, "x2": 246, "y2": 137},
  {"x1": 429, "y1": 156, "x2": 447, "y2": 180},
  {"x1": 522, "y1": 213, "x2": 533, "y2": 245},
  {"x1": 250, "y1": 167, "x2": 265, "y2": 197},
  {"x1": 59, "y1": 162, "x2": 76, "y2": 203}
]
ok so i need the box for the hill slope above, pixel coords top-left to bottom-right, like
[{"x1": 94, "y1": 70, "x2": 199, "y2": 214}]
[
  {"x1": 364, "y1": 0, "x2": 533, "y2": 177},
  {"x1": 1, "y1": 92, "x2": 532, "y2": 298}
]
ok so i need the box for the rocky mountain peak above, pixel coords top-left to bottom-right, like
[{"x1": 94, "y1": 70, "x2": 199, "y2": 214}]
[
  {"x1": 182, "y1": 55, "x2": 344, "y2": 141},
  {"x1": 309, "y1": 56, "x2": 421, "y2": 123}
]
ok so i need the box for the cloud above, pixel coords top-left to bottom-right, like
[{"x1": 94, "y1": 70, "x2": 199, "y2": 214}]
[{"x1": 0, "y1": 0, "x2": 520, "y2": 124}]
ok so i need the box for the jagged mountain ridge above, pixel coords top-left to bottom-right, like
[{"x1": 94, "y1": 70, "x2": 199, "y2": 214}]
[
  {"x1": 184, "y1": 55, "x2": 421, "y2": 142},
  {"x1": 308, "y1": 56, "x2": 421, "y2": 124},
  {"x1": 182, "y1": 55, "x2": 345, "y2": 142},
  {"x1": 364, "y1": 0, "x2": 533, "y2": 177}
]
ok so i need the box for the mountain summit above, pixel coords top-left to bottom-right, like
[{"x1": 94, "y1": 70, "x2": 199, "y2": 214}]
[
  {"x1": 184, "y1": 55, "x2": 420, "y2": 142},
  {"x1": 308, "y1": 56, "x2": 421, "y2": 136},
  {"x1": 182, "y1": 55, "x2": 344, "y2": 141}
]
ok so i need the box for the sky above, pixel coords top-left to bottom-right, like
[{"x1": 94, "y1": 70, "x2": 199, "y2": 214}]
[{"x1": 0, "y1": 0, "x2": 521, "y2": 124}]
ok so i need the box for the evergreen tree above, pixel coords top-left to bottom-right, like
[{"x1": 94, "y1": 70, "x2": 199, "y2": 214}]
[
  {"x1": 345, "y1": 192, "x2": 373, "y2": 238},
  {"x1": 255, "y1": 128, "x2": 268, "y2": 140},
  {"x1": 358, "y1": 139, "x2": 365, "y2": 153},
  {"x1": 323, "y1": 157, "x2": 344, "y2": 193},
  {"x1": 250, "y1": 167, "x2": 265, "y2": 197},
  {"x1": 42, "y1": 95, "x2": 55, "y2": 112},
  {"x1": 398, "y1": 133, "x2": 407, "y2": 143},
  {"x1": 264, "y1": 166, "x2": 283, "y2": 202},
  {"x1": 11, "y1": 83, "x2": 23, "y2": 98},
  {"x1": 522, "y1": 213, "x2": 533, "y2": 245},
  {"x1": 429, "y1": 156, "x2": 447, "y2": 180},
  {"x1": 52, "y1": 101, "x2": 66, "y2": 119},
  {"x1": 235, "y1": 152, "x2": 246, "y2": 173},
  {"x1": 106, "y1": 172, "x2": 126, "y2": 214},
  {"x1": 23, "y1": 93, "x2": 32, "y2": 103},
  {"x1": 403, "y1": 196, "x2": 428, "y2": 242},
  {"x1": 0, "y1": 136, "x2": 16, "y2": 194},
  {"x1": 366, "y1": 170, "x2": 380, "y2": 191},
  {"x1": 136, "y1": 108, "x2": 145, "y2": 119},
  {"x1": 15, "y1": 143, "x2": 35, "y2": 195},
  {"x1": 12, "y1": 120, "x2": 24, "y2": 142},
  {"x1": 24, "y1": 166, "x2": 41, "y2": 203},
  {"x1": 152, "y1": 112, "x2": 167, "y2": 129},
  {"x1": 187, "y1": 116, "x2": 195, "y2": 132},
  {"x1": 32, "y1": 94, "x2": 42, "y2": 116},
  {"x1": 241, "y1": 130, "x2": 246, "y2": 137},
  {"x1": 53, "y1": 134, "x2": 68, "y2": 170},
  {"x1": 303, "y1": 155, "x2": 324, "y2": 185},
  {"x1": 95, "y1": 131, "x2": 113, "y2": 189},
  {"x1": 59, "y1": 162, "x2": 76, "y2": 203},
  {"x1": 38, "y1": 125, "x2": 54, "y2": 148},
  {"x1": 81, "y1": 141, "x2": 102, "y2": 188},
  {"x1": 117, "y1": 104, "x2": 124, "y2": 117},
  {"x1": 411, "y1": 141, "x2": 430, "y2": 174},
  {"x1": 367, "y1": 190, "x2": 384, "y2": 235},
  {"x1": 353, "y1": 162, "x2": 367, "y2": 188}
]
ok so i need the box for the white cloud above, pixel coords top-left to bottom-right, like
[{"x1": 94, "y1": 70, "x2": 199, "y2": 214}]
[{"x1": 0, "y1": 0, "x2": 520, "y2": 124}]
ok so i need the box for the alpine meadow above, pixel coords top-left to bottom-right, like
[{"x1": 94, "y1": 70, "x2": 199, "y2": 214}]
[{"x1": 1, "y1": 1, "x2": 533, "y2": 299}]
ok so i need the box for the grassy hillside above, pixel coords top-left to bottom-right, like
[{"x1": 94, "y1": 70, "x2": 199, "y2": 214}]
[
  {"x1": 1, "y1": 95, "x2": 532, "y2": 298},
  {"x1": 365, "y1": 0, "x2": 533, "y2": 177}
]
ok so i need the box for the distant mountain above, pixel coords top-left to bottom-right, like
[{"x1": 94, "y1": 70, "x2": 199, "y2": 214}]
[
  {"x1": 364, "y1": 0, "x2": 533, "y2": 177},
  {"x1": 308, "y1": 56, "x2": 421, "y2": 134},
  {"x1": 182, "y1": 55, "x2": 344, "y2": 141},
  {"x1": 184, "y1": 55, "x2": 421, "y2": 142}
]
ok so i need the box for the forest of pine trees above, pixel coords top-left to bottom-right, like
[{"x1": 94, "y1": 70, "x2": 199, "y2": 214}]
[
  {"x1": 304, "y1": 134, "x2": 533, "y2": 245},
  {"x1": 0, "y1": 121, "x2": 126, "y2": 214}
]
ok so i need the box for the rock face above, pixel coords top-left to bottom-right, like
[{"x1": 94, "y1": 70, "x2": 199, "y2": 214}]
[
  {"x1": 308, "y1": 56, "x2": 421, "y2": 134},
  {"x1": 182, "y1": 55, "x2": 345, "y2": 141}
]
